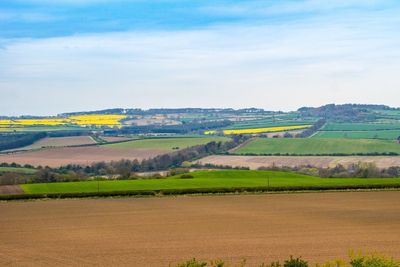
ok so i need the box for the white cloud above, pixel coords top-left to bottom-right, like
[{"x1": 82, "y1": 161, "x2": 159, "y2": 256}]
[{"x1": 1, "y1": 4, "x2": 400, "y2": 115}]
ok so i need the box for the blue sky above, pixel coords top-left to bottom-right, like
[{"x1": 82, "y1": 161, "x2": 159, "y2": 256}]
[{"x1": 1, "y1": 0, "x2": 400, "y2": 115}]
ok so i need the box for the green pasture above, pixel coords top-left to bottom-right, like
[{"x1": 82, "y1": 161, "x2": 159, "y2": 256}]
[
  {"x1": 104, "y1": 136, "x2": 230, "y2": 150},
  {"x1": 20, "y1": 170, "x2": 400, "y2": 194},
  {"x1": 234, "y1": 138, "x2": 400, "y2": 155},
  {"x1": 322, "y1": 123, "x2": 400, "y2": 131},
  {"x1": 314, "y1": 130, "x2": 400, "y2": 140}
]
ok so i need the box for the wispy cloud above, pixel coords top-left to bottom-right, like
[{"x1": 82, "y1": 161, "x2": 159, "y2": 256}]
[{"x1": 1, "y1": 0, "x2": 400, "y2": 115}]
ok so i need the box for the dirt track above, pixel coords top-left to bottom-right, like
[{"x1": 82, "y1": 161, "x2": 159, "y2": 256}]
[
  {"x1": 198, "y1": 155, "x2": 400, "y2": 169},
  {"x1": 1, "y1": 192, "x2": 399, "y2": 266},
  {"x1": 0, "y1": 146, "x2": 168, "y2": 167}
]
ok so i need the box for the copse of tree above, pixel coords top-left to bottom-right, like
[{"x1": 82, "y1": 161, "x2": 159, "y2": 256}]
[
  {"x1": 0, "y1": 132, "x2": 47, "y2": 151},
  {"x1": 297, "y1": 104, "x2": 392, "y2": 122}
]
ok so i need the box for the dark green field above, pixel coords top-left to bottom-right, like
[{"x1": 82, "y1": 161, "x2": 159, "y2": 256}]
[
  {"x1": 20, "y1": 170, "x2": 400, "y2": 195},
  {"x1": 234, "y1": 138, "x2": 400, "y2": 155}
]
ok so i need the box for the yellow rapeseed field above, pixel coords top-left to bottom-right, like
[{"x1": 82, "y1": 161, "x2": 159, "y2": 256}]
[
  {"x1": 68, "y1": 115, "x2": 126, "y2": 126},
  {"x1": 0, "y1": 115, "x2": 127, "y2": 128},
  {"x1": 204, "y1": 125, "x2": 311, "y2": 135}
]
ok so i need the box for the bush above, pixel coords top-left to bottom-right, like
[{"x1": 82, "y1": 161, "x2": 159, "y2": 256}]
[
  {"x1": 349, "y1": 252, "x2": 400, "y2": 267},
  {"x1": 180, "y1": 174, "x2": 194, "y2": 179},
  {"x1": 141, "y1": 252, "x2": 400, "y2": 267},
  {"x1": 170, "y1": 168, "x2": 190, "y2": 176},
  {"x1": 284, "y1": 256, "x2": 308, "y2": 267},
  {"x1": 174, "y1": 258, "x2": 207, "y2": 267}
]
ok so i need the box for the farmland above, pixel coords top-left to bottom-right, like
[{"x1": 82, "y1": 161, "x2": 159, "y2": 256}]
[
  {"x1": 0, "y1": 126, "x2": 87, "y2": 133},
  {"x1": 105, "y1": 136, "x2": 229, "y2": 150},
  {"x1": 198, "y1": 155, "x2": 400, "y2": 169},
  {"x1": 224, "y1": 117, "x2": 315, "y2": 130},
  {"x1": 205, "y1": 125, "x2": 311, "y2": 135},
  {"x1": 0, "y1": 114, "x2": 127, "y2": 132},
  {"x1": 0, "y1": 167, "x2": 37, "y2": 174},
  {"x1": 313, "y1": 130, "x2": 400, "y2": 140},
  {"x1": 322, "y1": 122, "x2": 400, "y2": 131},
  {"x1": 234, "y1": 138, "x2": 400, "y2": 155},
  {"x1": 1, "y1": 192, "x2": 400, "y2": 266},
  {"x1": 20, "y1": 170, "x2": 400, "y2": 195},
  {"x1": 314, "y1": 123, "x2": 400, "y2": 140},
  {"x1": 0, "y1": 137, "x2": 229, "y2": 167},
  {"x1": 9, "y1": 136, "x2": 97, "y2": 151}
]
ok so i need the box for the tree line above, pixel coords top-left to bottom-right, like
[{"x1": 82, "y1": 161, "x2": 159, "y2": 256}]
[{"x1": 0, "y1": 132, "x2": 47, "y2": 151}]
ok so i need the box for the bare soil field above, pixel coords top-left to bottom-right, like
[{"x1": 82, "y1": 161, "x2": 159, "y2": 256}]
[
  {"x1": 198, "y1": 155, "x2": 400, "y2": 169},
  {"x1": 0, "y1": 146, "x2": 168, "y2": 167},
  {"x1": 0, "y1": 192, "x2": 399, "y2": 266},
  {"x1": 9, "y1": 136, "x2": 97, "y2": 151}
]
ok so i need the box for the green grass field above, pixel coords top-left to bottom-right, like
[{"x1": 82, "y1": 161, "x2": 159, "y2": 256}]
[
  {"x1": 322, "y1": 123, "x2": 400, "y2": 131},
  {"x1": 225, "y1": 119, "x2": 315, "y2": 130},
  {"x1": 20, "y1": 170, "x2": 400, "y2": 194},
  {"x1": 234, "y1": 138, "x2": 400, "y2": 155},
  {"x1": 0, "y1": 167, "x2": 37, "y2": 174},
  {"x1": 314, "y1": 130, "x2": 400, "y2": 140},
  {"x1": 104, "y1": 136, "x2": 230, "y2": 150}
]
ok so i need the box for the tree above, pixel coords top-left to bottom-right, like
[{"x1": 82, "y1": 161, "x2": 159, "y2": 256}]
[{"x1": 0, "y1": 172, "x2": 19, "y2": 185}]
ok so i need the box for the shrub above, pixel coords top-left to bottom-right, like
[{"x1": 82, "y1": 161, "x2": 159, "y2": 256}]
[
  {"x1": 284, "y1": 256, "x2": 308, "y2": 267},
  {"x1": 349, "y1": 252, "x2": 400, "y2": 267},
  {"x1": 174, "y1": 258, "x2": 207, "y2": 267},
  {"x1": 170, "y1": 168, "x2": 190, "y2": 176},
  {"x1": 180, "y1": 174, "x2": 194, "y2": 179}
]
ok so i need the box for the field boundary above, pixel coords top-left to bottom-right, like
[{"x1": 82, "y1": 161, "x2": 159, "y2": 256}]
[
  {"x1": 228, "y1": 137, "x2": 255, "y2": 153},
  {"x1": 2, "y1": 184, "x2": 400, "y2": 201}
]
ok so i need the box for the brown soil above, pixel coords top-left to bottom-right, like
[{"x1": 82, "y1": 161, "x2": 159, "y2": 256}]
[
  {"x1": 0, "y1": 146, "x2": 168, "y2": 167},
  {"x1": 10, "y1": 136, "x2": 97, "y2": 151},
  {"x1": 0, "y1": 185, "x2": 23, "y2": 195},
  {"x1": 0, "y1": 192, "x2": 399, "y2": 266},
  {"x1": 198, "y1": 155, "x2": 400, "y2": 169}
]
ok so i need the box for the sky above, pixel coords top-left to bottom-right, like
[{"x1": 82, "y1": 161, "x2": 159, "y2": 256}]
[{"x1": 1, "y1": 0, "x2": 400, "y2": 116}]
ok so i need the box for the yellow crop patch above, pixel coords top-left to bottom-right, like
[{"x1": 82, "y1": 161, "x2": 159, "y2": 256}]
[
  {"x1": 68, "y1": 115, "x2": 127, "y2": 126},
  {"x1": 205, "y1": 125, "x2": 311, "y2": 135},
  {"x1": 0, "y1": 114, "x2": 127, "y2": 128}
]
